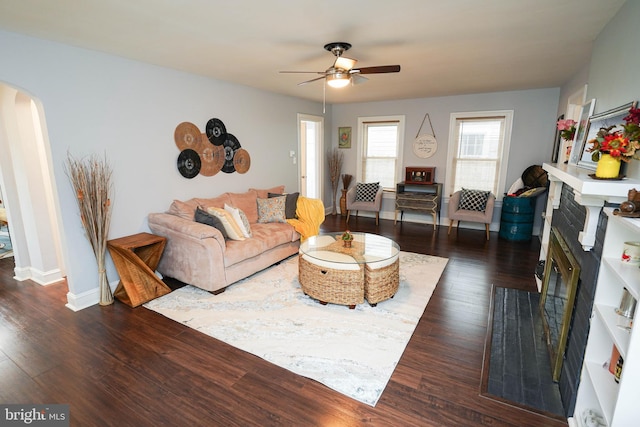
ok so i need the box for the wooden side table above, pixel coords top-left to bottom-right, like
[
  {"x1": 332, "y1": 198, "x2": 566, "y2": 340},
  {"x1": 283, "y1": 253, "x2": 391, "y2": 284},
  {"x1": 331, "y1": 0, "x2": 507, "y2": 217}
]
[{"x1": 107, "y1": 232, "x2": 171, "y2": 307}]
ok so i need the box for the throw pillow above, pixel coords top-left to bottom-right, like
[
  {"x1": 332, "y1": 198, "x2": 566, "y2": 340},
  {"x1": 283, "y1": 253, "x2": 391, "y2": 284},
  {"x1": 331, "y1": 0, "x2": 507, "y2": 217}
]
[
  {"x1": 206, "y1": 207, "x2": 246, "y2": 240},
  {"x1": 268, "y1": 192, "x2": 299, "y2": 219},
  {"x1": 224, "y1": 204, "x2": 252, "y2": 238},
  {"x1": 355, "y1": 182, "x2": 380, "y2": 203},
  {"x1": 256, "y1": 196, "x2": 287, "y2": 223},
  {"x1": 167, "y1": 199, "x2": 200, "y2": 220},
  {"x1": 458, "y1": 188, "x2": 491, "y2": 212},
  {"x1": 194, "y1": 207, "x2": 229, "y2": 239}
]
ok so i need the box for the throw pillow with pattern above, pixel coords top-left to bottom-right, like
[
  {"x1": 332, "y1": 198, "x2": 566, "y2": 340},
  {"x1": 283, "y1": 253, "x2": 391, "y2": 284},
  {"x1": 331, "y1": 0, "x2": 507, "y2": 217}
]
[
  {"x1": 355, "y1": 182, "x2": 380, "y2": 203},
  {"x1": 257, "y1": 196, "x2": 287, "y2": 223},
  {"x1": 458, "y1": 188, "x2": 491, "y2": 212}
]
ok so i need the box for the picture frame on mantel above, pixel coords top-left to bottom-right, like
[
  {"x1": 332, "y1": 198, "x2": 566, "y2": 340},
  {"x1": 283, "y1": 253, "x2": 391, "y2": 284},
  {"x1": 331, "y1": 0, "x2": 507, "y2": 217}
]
[
  {"x1": 569, "y1": 99, "x2": 596, "y2": 165},
  {"x1": 577, "y1": 101, "x2": 637, "y2": 170},
  {"x1": 551, "y1": 114, "x2": 563, "y2": 163}
]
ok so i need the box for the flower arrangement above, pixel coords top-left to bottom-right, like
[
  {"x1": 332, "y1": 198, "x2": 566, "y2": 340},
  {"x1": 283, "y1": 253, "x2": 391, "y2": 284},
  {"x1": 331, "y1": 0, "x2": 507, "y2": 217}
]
[
  {"x1": 557, "y1": 119, "x2": 576, "y2": 141},
  {"x1": 588, "y1": 107, "x2": 640, "y2": 162}
]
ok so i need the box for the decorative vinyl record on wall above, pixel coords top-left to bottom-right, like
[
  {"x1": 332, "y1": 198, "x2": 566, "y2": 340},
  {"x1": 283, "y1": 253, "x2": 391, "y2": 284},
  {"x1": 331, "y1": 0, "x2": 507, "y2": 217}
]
[
  {"x1": 206, "y1": 118, "x2": 227, "y2": 146},
  {"x1": 221, "y1": 134, "x2": 241, "y2": 173},
  {"x1": 177, "y1": 148, "x2": 201, "y2": 179},
  {"x1": 173, "y1": 118, "x2": 251, "y2": 178}
]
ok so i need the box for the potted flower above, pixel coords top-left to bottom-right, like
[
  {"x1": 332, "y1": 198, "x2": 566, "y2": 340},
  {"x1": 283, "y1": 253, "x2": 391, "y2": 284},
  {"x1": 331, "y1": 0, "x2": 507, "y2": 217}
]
[
  {"x1": 557, "y1": 119, "x2": 577, "y2": 141},
  {"x1": 588, "y1": 107, "x2": 640, "y2": 178},
  {"x1": 341, "y1": 230, "x2": 354, "y2": 248}
]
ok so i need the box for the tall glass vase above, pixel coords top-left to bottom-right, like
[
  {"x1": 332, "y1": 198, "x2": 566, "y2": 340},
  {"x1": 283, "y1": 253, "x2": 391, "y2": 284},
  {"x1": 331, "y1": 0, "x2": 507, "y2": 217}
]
[{"x1": 595, "y1": 153, "x2": 621, "y2": 178}]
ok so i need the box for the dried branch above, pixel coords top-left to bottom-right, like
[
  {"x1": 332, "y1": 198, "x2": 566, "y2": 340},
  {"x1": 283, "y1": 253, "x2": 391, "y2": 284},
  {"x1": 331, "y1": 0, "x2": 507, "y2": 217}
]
[
  {"x1": 65, "y1": 152, "x2": 114, "y2": 305},
  {"x1": 328, "y1": 148, "x2": 343, "y2": 215}
]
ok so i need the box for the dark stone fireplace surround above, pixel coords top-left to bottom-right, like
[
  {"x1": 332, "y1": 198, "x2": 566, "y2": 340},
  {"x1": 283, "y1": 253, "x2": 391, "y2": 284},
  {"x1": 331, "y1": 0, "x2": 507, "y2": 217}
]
[{"x1": 550, "y1": 184, "x2": 607, "y2": 416}]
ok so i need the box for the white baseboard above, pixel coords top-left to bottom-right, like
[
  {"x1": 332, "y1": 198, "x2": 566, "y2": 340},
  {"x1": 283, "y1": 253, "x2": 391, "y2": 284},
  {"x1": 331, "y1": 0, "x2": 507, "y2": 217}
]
[
  {"x1": 65, "y1": 280, "x2": 118, "y2": 311},
  {"x1": 13, "y1": 265, "x2": 64, "y2": 286}
]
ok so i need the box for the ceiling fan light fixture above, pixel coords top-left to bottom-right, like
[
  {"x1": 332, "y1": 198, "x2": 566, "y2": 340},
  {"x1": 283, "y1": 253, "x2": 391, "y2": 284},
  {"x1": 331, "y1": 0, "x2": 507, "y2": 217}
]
[{"x1": 326, "y1": 72, "x2": 351, "y2": 88}]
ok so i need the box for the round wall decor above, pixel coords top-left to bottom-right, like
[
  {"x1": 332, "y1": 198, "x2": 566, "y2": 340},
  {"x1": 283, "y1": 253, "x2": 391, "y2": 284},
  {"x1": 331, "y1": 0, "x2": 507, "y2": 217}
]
[
  {"x1": 174, "y1": 122, "x2": 201, "y2": 151},
  {"x1": 413, "y1": 134, "x2": 437, "y2": 158},
  {"x1": 233, "y1": 148, "x2": 251, "y2": 174},
  {"x1": 177, "y1": 149, "x2": 201, "y2": 179},
  {"x1": 221, "y1": 134, "x2": 241, "y2": 173},
  {"x1": 206, "y1": 118, "x2": 227, "y2": 146}
]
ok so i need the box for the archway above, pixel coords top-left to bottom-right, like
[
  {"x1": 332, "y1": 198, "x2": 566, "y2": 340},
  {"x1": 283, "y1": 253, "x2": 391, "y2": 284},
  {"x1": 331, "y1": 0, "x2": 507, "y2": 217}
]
[{"x1": 0, "y1": 83, "x2": 65, "y2": 286}]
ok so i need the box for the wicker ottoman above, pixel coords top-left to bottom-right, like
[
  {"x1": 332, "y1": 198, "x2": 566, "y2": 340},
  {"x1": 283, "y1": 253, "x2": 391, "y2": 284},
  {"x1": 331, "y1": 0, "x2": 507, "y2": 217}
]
[
  {"x1": 364, "y1": 254, "x2": 400, "y2": 306},
  {"x1": 298, "y1": 252, "x2": 364, "y2": 309}
]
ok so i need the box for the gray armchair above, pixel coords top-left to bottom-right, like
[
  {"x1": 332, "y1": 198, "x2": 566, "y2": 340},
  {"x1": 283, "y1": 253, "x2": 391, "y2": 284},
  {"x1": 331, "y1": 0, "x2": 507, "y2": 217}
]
[
  {"x1": 448, "y1": 190, "x2": 495, "y2": 240},
  {"x1": 346, "y1": 184, "x2": 384, "y2": 225}
]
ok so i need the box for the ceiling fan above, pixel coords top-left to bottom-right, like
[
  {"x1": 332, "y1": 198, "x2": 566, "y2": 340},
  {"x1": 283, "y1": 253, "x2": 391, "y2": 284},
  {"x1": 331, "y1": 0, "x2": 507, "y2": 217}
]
[{"x1": 280, "y1": 42, "x2": 401, "y2": 88}]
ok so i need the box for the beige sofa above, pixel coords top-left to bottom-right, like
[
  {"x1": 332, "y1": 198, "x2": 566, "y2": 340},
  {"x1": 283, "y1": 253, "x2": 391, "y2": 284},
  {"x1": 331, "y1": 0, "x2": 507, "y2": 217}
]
[{"x1": 148, "y1": 186, "x2": 300, "y2": 293}]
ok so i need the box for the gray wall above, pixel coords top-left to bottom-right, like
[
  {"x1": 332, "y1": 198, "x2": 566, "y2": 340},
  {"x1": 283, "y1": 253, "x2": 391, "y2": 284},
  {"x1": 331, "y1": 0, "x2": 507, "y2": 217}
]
[
  {"x1": 331, "y1": 89, "x2": 560, "y2": 227},
  {"x1": 0, "y1": 30, "x2": 325, "y2": 304}
]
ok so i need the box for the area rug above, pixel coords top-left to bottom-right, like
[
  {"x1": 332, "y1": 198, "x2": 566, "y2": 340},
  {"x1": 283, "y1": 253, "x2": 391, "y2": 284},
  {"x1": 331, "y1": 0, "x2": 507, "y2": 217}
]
[
  {"x1": 145, "y1": 251, "x2": 448, "y2": 406},
  {"x1": 0, "y1": 234, "x2": 12, "y2": 259}
]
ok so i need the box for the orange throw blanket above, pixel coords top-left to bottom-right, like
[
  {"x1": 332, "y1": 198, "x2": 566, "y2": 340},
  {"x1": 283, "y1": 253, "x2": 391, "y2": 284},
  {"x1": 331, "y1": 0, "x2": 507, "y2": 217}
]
[{"x1": 287, "y1": 196, "x2": 325, "y2": 242}]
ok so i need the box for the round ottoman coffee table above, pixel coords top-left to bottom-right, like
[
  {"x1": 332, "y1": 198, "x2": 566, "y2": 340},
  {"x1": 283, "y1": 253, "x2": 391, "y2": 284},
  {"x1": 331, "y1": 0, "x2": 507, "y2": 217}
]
[{"x1": 298, "y1": 233, "x2": 400, "y2": 308}]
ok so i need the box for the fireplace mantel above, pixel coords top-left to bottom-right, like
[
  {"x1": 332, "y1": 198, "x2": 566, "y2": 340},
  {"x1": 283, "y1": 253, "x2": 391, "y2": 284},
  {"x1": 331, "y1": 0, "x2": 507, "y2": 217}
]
[{"x1": 542, "y1": 162, "x2": 640, "y2": 250}]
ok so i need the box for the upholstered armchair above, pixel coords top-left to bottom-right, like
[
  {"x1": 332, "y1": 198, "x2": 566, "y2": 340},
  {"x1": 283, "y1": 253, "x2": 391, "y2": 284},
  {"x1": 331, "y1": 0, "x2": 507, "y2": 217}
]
[
  {"x1": 346, "y1": 183, "x2": 384, "y2": 225},
  {"x1": 448, "y1": 189, "x2": 495, "y2": 240}
]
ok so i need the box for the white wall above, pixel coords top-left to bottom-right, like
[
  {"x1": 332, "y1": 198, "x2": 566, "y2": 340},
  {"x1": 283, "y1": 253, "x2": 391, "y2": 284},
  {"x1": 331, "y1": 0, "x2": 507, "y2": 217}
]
[
  {"x1": 0, "y1": 30, "x2": 324, "y2": 309},
  {"x1": 331, "y1": 88, "x2": 560, "y2": 227}
]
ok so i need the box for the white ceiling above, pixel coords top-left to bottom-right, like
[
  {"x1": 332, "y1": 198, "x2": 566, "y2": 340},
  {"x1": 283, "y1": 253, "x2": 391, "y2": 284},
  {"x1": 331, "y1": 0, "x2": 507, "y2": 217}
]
[{"x1": 0, "y1": 0, "x2": 627, "y2": 104}]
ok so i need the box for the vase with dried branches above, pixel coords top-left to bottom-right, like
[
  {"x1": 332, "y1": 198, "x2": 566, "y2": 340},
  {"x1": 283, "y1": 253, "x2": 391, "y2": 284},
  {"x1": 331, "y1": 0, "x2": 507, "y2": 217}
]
[
  {"x1": 340, "y1": 173, "x2": 353, "y2": 217},
  {"x1": 328, "y1": 148, "x2": 344, "y2": 215},
  {"x1": 66, "y1": 152, "x2": 114, "y2": 306}
]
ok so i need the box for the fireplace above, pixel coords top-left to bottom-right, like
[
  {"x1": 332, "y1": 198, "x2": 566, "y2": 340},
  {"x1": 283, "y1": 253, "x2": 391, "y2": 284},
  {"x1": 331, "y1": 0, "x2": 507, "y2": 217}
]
[
  {"x1": 541, "y1": 161, "x2": 636, "y2": 415},
  {"x1": 540, "y1": 227, "x2": 580, "y2": 382}
]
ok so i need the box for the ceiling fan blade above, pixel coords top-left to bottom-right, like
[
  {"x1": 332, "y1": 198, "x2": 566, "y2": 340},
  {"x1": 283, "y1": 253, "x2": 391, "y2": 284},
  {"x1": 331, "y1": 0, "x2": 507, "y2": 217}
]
[
  {"x1": 352, "y1": 74, "x2": 369, "y2": 85},
  {"x1": 352, "y1": 65, "x2": 401, "y2": 74},
  {"x1": 280, "y1": 71, "x2": 325, "y2": 74},
  {"x1": 334, "y1": 56, "x2": 357, "y2": 71},
  {"x1": 298, "y1": 76, "x2": 327, "y2": 86}
]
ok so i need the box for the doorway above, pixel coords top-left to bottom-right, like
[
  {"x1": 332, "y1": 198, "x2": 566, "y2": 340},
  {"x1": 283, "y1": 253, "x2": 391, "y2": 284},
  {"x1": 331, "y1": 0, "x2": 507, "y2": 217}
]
[
  {"x1": 0, "y1": 83, "x2": 65, "y2": 285},
  {"x1": 297, "y1": 114, "x2": 324, "y2": 199}
]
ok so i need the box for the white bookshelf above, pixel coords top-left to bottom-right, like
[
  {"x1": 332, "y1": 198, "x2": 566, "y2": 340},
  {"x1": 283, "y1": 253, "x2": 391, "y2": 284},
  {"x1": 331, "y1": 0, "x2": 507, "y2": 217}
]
[{"x1": 572, "y1": 208, "x2": 640, "y2": 426}]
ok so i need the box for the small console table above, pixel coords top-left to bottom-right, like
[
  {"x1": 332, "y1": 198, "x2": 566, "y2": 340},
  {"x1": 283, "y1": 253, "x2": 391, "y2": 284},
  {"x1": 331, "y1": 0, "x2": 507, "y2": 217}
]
[
  {"x1": 394, "y1": 181, "x2": 443, "y2": 229},
  {"x1": 107, "y1": 232, "x2": 171, "y2": 307}
]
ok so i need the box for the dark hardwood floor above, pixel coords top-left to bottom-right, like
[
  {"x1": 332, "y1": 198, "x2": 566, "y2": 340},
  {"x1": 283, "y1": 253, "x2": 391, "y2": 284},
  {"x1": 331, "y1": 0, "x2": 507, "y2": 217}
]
[{"x1": 0, "y1": 215, "x2": 567, "y2": 426}]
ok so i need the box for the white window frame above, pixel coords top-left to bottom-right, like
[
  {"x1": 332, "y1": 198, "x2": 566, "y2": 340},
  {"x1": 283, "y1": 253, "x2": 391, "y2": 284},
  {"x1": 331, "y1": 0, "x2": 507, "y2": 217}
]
[
  {"x1": 445, "y1": 110, "x2": 513, "y2": 202},
  {"x1": 356, "y1": 115, "x2": 405, "y2": 193}
]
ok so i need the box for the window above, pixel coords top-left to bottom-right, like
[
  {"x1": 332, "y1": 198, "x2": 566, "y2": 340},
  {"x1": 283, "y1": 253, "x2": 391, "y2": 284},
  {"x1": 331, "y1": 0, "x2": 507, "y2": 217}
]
[
  {"x1": 356, "y1": 116, "x2": 405, "y2": 191},
  {"x1": 446, "y1": 111, "x2": 513, "y2": 201}
]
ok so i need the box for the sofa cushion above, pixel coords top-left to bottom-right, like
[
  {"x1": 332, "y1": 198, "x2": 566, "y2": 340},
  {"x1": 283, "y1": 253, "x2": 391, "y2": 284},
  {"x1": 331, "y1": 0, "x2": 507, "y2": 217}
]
[
  {"x1": 458, "y1": 188, "x2": 490, "y2": 212},
  {"x1": 227, "y1": 190, "x2": 259, "y2": 223},
  {"x1": 167, "y1": 198, "x2": 200, "y2": 220},
  {"x1": 196, "y1": 194, "x2": 232, "y2": 211},
  {"x1": 257, "y1": 196, "x2": 287, "y2": 223},
  {"x1": 251, "y1": 185, "x2": 286, "y2": 200},
  {"x1": 269, "y1": 192, "x2": 299, "y2": 219},
  {"x1": 206, "y1": 207, "x2": 246, "y2": 240},
  {"x1": 223, "y1": 222, "x2": 297, "y2": 266},
  {"x1": 194, "y1": 207, "x2": 229, "y2": 239},
  {"x1": 355, "y1": 182, "x2": 380, "y2": 202}
]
